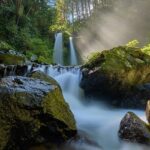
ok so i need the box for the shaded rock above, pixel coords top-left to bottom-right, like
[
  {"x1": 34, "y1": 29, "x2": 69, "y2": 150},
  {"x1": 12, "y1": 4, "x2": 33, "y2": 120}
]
[
  {"x1": 146, "y1": 100, "x2": 150, "y2": 123},
  {"x1": 0, "y1": 76, "x2": 76, "y2": 150},
  {"x1": 15, "y1": 65, "x2": 28, "y2": 76},
  {"x1": 0, "y1": 65, "x2": 28, "y2": 78},
  {"x1": 118, "y1": 112, "x2": 150, "y2": 145}
]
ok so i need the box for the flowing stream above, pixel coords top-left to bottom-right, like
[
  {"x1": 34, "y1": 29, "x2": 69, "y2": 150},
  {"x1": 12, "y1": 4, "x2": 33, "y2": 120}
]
[{"x1": 33, "y1": 65, "x2": 148, "y2": 150}]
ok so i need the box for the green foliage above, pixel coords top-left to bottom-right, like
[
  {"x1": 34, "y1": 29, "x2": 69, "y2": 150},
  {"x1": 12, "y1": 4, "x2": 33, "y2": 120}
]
[
  {"x1": 49, "y1": 0, "x2": 72, "y2": 34},
  {"x1": 0, "y1": 41, "x2": 13, "y2": 51},
  {"x1": 26, "y1": 38, "x2": 53, "y2": 64},
  {"x1": 0, "y1": 0, "x2": 56, "y2": 64},
  {"x1": 141, "y1": 44, "x2": 150, "y2": 55},
  {"x1": 85, "y1": 46, "x2": 150, "y2": 87},
  {"x1": 87, "y1": 51, "x2": 102, "y2": 63},
  {"x1": 85, "y1": 46, "x2": 150, "y2": 72},
  {"x1": 126, "y1": 40, "x2": 139, "y2": 48},
  {"x1": 85, "y1": 51, "x2": 105, "y2": 69}
]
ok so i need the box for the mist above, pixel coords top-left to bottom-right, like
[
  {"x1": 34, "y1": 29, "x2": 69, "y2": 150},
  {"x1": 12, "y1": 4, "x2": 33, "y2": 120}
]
[{"x1": 76, "y1": 0, "x2": 150, "y2": 58}]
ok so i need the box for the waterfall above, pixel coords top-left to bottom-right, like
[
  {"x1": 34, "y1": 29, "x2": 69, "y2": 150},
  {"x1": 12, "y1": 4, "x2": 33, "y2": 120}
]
[
  {"x1": 69, "y1": 37, "x2": 78, "y2": 65},
  {"x1": 53, "y1": 33, "x2": 78, "y2": 66},
  {"x1": 53, "y1": 33, "x2": 63, "y2": 65},
  {"x1": 31, "y1": 65, "x2": 147, "y2": 150}
]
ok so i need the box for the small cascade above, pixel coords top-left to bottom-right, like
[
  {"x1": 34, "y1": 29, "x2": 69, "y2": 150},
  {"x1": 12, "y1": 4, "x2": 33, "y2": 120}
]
[
  {"x1": 0, "y1": 65, "x2": 29, "y2": 77},
  {"x1": 3, "y1": 66, "x2": 7, "y2": 77},
  {"x1": 69, "y1": 37, "x2": 78, "y2": 65},
  {"x1": 0, "y1": 65, "x2": 16, "y2": 77},
  {"x1": 10, "y1": 65, "x2": 16, "y2": 76},
  {"x1": 53, "y1": 33, "x2": 63, "y2": 65}
]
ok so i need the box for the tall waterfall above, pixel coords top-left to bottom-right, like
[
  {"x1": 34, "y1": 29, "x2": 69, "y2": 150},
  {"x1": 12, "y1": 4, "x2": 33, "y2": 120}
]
[
  {"x1": 69, "y1": 37, "x2": 78, "y2": 65},
  {"x1": 31, "y1": 65, "x2": 147, "y2": 150},
  {"x1": 53, "y1": 33, "x2": 63, "y2": 65}
]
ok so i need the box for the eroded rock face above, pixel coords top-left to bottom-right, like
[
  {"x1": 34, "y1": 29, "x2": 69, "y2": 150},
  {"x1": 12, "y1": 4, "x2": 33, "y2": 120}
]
[
  {"x1": 0, "y1": 76, "x2": 76, "y2": 150},
  {"x1": 118, "y1": 112, "x2": 150, "y2": 145}
]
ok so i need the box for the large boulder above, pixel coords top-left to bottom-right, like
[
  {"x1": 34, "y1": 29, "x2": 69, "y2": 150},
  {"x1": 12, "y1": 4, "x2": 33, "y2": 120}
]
[
  {"x1": 80, "y1": 46, "x2": 150, "y2": 108},
  {"x1": 118, "y1": 112, "x2": 150, "y2": 145},
  {"x1": 0, "y1": 76, "x2": 76, "y2": 150}
]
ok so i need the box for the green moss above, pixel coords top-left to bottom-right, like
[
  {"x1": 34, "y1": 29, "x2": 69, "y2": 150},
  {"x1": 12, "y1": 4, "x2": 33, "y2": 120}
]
[
  {"x1": 0, "y1": 54, "x2": 25, "y2": 65},
  {"x1": 28, "y1": 71, "x2": 60, "y2": 89},
  {"x1": 28, "y1": 71, "x2": 75, "y2": 129},
  {"x1": 42, "y1": 88, "x2": 76, "y2": 130},
  {"x1": 84, "y1": 46, "x2": 150, "y2": 87}
]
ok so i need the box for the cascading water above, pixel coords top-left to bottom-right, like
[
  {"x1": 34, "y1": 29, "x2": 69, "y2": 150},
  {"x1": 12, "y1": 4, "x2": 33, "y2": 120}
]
[
  {"x1": 53, "y1": 33, "x2": 63, "y2": 65},
  {"x1": 32, "y1": 65, "x2": 148, "y2": 150},
  {"x1": 69, "y1": 37, "x2": 78, "y2": 65}
]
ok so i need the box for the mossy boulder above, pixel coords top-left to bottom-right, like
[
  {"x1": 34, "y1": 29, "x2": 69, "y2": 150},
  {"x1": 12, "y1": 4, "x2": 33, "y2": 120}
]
[
  {"x1": 81, "y1": 46, "x2": 150, "y2": 108},
  {"x1": 0, "y1": 76, "x2": 76, "y2": 150},
  {"x1": 118, "y1": 112, "x2": 150, "y2": 145}
]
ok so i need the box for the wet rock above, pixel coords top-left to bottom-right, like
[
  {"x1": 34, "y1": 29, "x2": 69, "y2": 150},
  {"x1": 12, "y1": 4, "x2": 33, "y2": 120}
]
[
  {"x1": 0, "y1": 76, "x2": 76, "y2": 150},
  {"x1": 27, "y1": 71, "x2": 60, "y2": 89},
  {"x1": 118, "y1": 112, "x2": 150, "y2": 145},
  {"x1": 146, "y1": 100, "x2": 150, "y2": 123},
  {"x1": 0, "y1": 65, "x2": 28, "y2": 78}
]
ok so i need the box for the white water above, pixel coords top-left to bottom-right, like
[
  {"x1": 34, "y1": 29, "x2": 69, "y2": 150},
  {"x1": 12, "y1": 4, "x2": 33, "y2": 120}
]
[
  {"x1": 35, "y1": 65, "x2": 148, "y2": 150},
  {"x1": 69, "y1": 37, "x2": 78, "y2": 65},
  {"x1": 53, "y1": 33, "x2": 63, "y2": 65}
]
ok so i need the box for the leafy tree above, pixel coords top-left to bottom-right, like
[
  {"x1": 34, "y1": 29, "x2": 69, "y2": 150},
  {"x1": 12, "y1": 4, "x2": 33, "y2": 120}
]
[{"x1": 126, "y1": 40, "x2": 139, "y2": 48}]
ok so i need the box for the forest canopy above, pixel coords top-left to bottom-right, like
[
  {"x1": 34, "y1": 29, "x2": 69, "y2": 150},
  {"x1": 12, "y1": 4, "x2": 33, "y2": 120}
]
[{"x1": 1, "y1": 0, "x2": 150, "y2": 64}]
